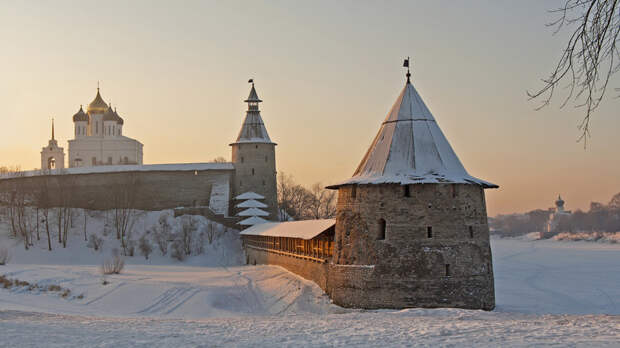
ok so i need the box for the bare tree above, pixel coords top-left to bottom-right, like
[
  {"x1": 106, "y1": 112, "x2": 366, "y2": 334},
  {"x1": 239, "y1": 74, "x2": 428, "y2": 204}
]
[
  {"x1": 153, "y1": 213, "x2": 171, "y2": 255},
  {"x1": 110, "y1": 174, "x2": 138, "y2": 254},
  {"x1": 277, "y1": 172, "x2": 336, "y2": 220},
  {"x1": 211, "y1": 156, "x2": 228, "y2": 163},
  {"x1": 529, "y1": 0, "x2": 619, "y2": 145},
  {"x1": 306, "y1": 183, "x2": 337, "y2": 219}
]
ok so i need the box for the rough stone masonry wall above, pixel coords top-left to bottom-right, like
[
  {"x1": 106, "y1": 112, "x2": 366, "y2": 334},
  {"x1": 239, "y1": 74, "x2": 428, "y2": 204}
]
[
  {"x1": 245, "y1": 247, "x2": 329, "y2": 290},
  {"x1": 0, "y1": 169, "x2": 234, "y2": 211},
  {"x1": 329, "y1": 183, "x2": 495, "y2": 310},
  {"x1": 231, "y1": 143, "x2": 278, "y2": 220}
]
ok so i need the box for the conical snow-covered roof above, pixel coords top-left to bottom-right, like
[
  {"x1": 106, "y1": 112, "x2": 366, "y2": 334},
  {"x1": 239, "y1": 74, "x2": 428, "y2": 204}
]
[
  {"x1": 236, "y1": 199, "x2": 268, "y2": 208},
  {"x1": 235, "y1": 191, "x2": 265, "y2": 200},
  {"x1": 328, "y1": 79, "x2": 497, "y2": 189},
  {"x1": 231, "y1": 82, "x2": 275, "y2": 145},
  {"x1": 239, "y1": 216, "x2": 268, "y2": 226},
  {"x1": 237, "y1": 207, "x2": 270, "y2": 217}
]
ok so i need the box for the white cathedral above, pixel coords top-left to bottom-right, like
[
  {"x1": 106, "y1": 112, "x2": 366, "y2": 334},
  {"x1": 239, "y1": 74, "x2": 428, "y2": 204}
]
[{"x1": 41, "y1": 88, "x2": 143, "y2": 169}]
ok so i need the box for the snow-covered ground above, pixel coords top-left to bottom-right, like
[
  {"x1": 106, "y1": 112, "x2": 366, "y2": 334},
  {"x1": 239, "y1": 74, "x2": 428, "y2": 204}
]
[{"x1": 0, "y1": 216, "x2": 618, "y2": 346}]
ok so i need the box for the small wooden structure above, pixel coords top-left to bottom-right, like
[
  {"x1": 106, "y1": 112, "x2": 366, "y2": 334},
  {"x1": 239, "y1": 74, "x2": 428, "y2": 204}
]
[{"x1": 240, "y1": 219, "x2": 335, "y2": 263}]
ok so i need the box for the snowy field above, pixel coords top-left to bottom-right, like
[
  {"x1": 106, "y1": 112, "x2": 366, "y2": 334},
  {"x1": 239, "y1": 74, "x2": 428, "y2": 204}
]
[{"x1": 0, "y1": 215, "x2": 618, "y2": 347}]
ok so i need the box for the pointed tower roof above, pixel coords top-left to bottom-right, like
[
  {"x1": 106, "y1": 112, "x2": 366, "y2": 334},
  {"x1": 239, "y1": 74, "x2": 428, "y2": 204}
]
[
  {"x1": 328, "y1": 74, "x2": 497, "y2": 189},
  {"x1": 87, "y1": 88, "x2": 108, "y2": 114},
  {"x1": 231, "y1": 81, "x2": 275, "y2": 145}
]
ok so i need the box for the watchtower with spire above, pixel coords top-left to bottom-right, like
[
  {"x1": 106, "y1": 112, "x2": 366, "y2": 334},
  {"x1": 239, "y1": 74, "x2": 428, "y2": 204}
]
[
  {"x1": 230, "y1": 80, "x2": 278, "y2": 220},
  {"x1": 326, "y1": 60, "x2": 498, "y2": 310},
  {"x1": 40, "y1": 119, "x2": 65, "y2": 170}
]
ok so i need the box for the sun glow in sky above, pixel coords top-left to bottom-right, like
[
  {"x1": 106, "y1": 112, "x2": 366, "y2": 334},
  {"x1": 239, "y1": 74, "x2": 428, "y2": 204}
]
[{"x1": 1, "y1": 0, "x2": 618, "y2": 216}]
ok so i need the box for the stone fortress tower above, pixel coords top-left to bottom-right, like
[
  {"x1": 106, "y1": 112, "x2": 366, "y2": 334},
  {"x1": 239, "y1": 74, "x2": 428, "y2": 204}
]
[
  {"x1": 40, "y1": 119, "x2": 65, "y2": 170},
  {"x1": 326, "y1": 63, "x2": 498, "y2": 310},
  {"x1": 230, "y1": 80, "x2": 278, "y2": 220}
]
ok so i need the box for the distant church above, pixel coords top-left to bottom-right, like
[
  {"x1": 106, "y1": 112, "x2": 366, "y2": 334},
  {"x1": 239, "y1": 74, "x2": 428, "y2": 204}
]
[{"x1": 40, "y1": 87, "x2": 143, "y2": 169}]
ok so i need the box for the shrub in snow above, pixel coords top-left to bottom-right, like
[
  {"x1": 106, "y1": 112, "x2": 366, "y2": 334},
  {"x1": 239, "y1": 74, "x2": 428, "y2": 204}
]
[
  {"x1": 86, "y1": 234, "x2": 104, "y2": 251},
  {"x1": 179, "y1": 216, "x2": 197, "y2": 256},
  {"x1": 153, "y1": 214, "x2": 172, "y2": 255},
  {"x1": 138, "y1": 234, "x2": 153, "y2": 260},
  {"x1": 170, "y1": 240, "x2": 185, "y2": 261},
  {"x1": 0, "y1": 246, "x2": 9, "y2": 265},
  {"x1": 193, "y1": 230, "x2": 205, "y2": 255},
  {"x1": 101, "y1": 255, "x2": 124, "y2": 275},
  {"x1": 124, "y1": 240, "x2": 136, "y2": 257}
]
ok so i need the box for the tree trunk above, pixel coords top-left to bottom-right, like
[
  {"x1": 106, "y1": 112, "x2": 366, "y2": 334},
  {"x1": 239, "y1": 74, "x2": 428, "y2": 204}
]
[
  {"x1": 45, "y1": 210, "x2": 52, "y2": 251},
  {"x1": 57, "y1": 209, "x2": 62, "y2": 243},
  {"x1": 36, "y1": 208, "x2": 40, "y2": 241},
  {"x1": 83, "y1": 209, "x2": 88, "y2": 241}
]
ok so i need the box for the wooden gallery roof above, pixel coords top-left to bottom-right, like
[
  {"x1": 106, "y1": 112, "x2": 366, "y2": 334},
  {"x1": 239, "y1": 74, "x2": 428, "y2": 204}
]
[{"x1": 240, "y1": 219, "x2": 335, "y2": 240}]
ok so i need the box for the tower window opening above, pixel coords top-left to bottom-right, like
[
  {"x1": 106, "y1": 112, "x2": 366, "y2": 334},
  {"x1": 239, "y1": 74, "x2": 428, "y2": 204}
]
[
  {"x1": 427, "y1": 226, "x2": 433, "y2": 238},
  {"x1": 241, "y1": 156, "x2": 244, "y2": 163},
  {"x1": 452, "y1": 184, "x2": 458, "y2": 198},
  {"x1": 469, "y1": 226, "x2": 474, "y2": 238},
  {"x1": 404, "y1": 185, "x2": 411, "y2": 197},
  {"x1": 255, "y1": 145, "x2": 258, "y2": 149},
  {"x1": 445, "y1": 264, "x2": 451, "y2": 277},
  {"x1": 240, "y1": 180, "x2": 243, "y2": 187},
  {"x1": 351, "y1": 185, "x2": 357, "y2": 199},
  {"x1": 262, "y1": 180, "x2": 265, "y2": 186},
  {"x1": 377, "y1": 218, "x2": 386, "y2": 240},
  {"x1": 252, "y1": 168, "x2": 255, "y2": 175}
]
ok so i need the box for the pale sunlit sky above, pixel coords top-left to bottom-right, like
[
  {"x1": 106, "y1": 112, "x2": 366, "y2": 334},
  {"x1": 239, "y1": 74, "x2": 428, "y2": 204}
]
[{"x1": 1, "y1": 0, "x2": 618, "y2": 216}]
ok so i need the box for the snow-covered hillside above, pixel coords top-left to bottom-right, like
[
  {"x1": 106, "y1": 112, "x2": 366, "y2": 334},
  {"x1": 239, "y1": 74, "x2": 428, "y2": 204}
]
[{"x1": 0, "y1": 212, "x2": 618, "y2": 347}]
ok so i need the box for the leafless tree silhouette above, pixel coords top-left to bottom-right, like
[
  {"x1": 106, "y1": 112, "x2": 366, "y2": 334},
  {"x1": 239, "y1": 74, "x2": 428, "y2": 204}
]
[{"x1": 528, "y1": 0, "x2": 619, "y2": 145}]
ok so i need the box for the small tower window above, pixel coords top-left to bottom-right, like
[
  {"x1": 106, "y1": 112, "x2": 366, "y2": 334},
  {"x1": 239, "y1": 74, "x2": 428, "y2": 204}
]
[
  {"x1": 469, "y1": 226, "x2": 474, "y2": 238},
  {"x1": 255, "y1": 145, "x2": 258, "y2": 149},
  {"x1": 194, "y1": 170, "x2": 198, "y2": 176},
  {"x1": 404, "y1": 185, "x2": 411, "y2": 197},
  {"x1": 262, "y1": 180, "x2": 265, "y2": 186},
  {"x1": 427, "y1": 226, "x2": 433, "y2": 238},
  {"x1": 445, "y1": 264, "x2": 451, "y2": 277},
  {"x1": 351, "y1": 185, "x2": 357, "y2": 199},
  {"x1": 252, "y1": 168, "x2": 255, "y2": 175},
  {"x1": 241, "y1": 156, "x2": 244, "y2": 163},
  {"x1": 452, "y1": 184, "x2": 458, "y2": 198},
  {"x1": 377, "y1": 218, "x2": 386, "y2": 240}
]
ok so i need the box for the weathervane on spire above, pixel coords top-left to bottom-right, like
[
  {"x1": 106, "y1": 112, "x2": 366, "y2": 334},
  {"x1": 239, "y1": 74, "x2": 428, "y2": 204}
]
[
  {"x1": 51, "y1": 117, "x2": 55, "y2": 140},
  {"x1": 403, "y1": 57, "x2": 411, "y2": 84},
  {"x1": 248, "y1": 78, "x2": 254, "y2": 86}
]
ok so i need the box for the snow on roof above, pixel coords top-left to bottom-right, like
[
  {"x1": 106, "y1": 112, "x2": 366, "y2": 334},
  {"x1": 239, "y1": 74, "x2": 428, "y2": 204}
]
[
  {"x1": 237, "y1": 208, "x2": 269, "y2": 217},
  {"x1": 0, "y1": 162, "x2": 234, "y2": 179},
  {"x1": 238, "y1": 216, "x2": 269, "y2": 226},
  {"x1": 236, "y1": 199, "x2": 268, "y2": 208},
  {"x1": 235, "y1": 192, "x2": 265, "y2": 200},
  {"x1": 327, "y1": 80, "x2": 497, "y2": 189},
  {"x1": 240, "y1": 219, "x2": 335, "y2": 240}
]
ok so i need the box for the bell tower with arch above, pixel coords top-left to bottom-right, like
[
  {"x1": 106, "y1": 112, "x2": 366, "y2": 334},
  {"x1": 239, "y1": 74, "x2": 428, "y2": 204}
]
[{"x1": 40, "y1": 119, "x2": 65, "y2": 170}]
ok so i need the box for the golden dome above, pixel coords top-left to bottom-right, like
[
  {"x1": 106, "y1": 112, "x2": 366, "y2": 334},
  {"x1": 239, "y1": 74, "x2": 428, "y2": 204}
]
[{"x1": 87, "y1": 88, "x2": 108, "y2": 114}]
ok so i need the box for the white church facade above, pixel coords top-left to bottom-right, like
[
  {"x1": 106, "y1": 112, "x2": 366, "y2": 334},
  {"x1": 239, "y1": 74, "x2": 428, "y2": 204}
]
[{"x1": 41, "y1": 87, "x2": 143, "y2": 169}]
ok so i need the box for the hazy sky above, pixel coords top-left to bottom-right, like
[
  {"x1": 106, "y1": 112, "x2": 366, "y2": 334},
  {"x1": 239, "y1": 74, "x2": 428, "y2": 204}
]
[{"x1": 1, "y1": 0, "x2": 618, "y2": 216}]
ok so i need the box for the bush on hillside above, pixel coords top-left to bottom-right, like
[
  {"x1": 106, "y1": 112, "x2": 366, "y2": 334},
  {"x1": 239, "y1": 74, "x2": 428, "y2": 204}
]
[
  {"x1": 138, "y1": 234, "x2": 153, "y2": 260},
  {"x1": 86, "y1": 234, "x2": 104, "y2": 251},
  {"x1": 101, "y1": 254, "x2": 124, "y2": 275},
  {"x1": 0, "y1": 246, "x2": 9, "y2": 265}
]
